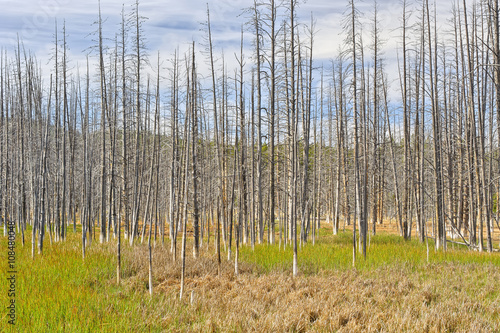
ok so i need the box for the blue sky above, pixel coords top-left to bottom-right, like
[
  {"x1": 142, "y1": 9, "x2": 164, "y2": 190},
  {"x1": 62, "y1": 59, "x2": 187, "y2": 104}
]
[
  {"x1": 0, "y1": 1, "x2": 401, "y2": 59},
  {"x1": 0, "y1": 0, "x2": 460, "y2": 93}
]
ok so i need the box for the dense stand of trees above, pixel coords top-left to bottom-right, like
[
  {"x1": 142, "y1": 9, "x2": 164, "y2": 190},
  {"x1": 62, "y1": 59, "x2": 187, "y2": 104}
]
[{"x1": 2, "y1": 0, "x2": 500, "y2": 294}]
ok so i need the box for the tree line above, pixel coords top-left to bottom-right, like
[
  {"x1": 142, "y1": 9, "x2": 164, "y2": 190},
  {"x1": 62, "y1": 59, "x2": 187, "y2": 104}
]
[{"x1": 1, "y1": 0, "x2": 500, "y2": 295}]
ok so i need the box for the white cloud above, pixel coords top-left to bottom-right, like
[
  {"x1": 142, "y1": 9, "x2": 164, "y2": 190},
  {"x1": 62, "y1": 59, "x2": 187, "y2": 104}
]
[{"x1": 0, "y1": 0, "x2": 478, "y2": 103}]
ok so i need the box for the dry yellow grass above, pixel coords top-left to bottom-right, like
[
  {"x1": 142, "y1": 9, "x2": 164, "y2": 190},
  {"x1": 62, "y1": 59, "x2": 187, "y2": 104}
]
[{"x1": 116, "y1": 240, "x2": 500, "y2": 332}]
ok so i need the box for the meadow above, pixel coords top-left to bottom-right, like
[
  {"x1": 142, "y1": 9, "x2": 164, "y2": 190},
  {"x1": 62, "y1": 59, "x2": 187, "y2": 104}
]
[
  {"x1": 2, "y1": 226, "x2": 500, "y2": 332},
  {"x1": 3, "y1": 0, "x2": 500, "y2": 331}
]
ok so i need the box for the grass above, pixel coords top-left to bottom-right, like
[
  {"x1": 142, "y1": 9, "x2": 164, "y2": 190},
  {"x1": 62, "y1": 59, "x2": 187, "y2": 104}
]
[
  {"x1": 1, "y1": 231, "x2": 173, "y2": 332},
  {"x1": 239, "y1": 231, "x2": 500, "y2": 274},
  {"x1": 1, "y1": 225, "x2": 500, "y2": 332}
]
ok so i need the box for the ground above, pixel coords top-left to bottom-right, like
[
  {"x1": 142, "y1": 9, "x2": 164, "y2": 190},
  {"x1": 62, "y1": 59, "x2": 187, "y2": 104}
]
[{"x1": 1, "y1": 224, "x2": 500, "y2": 332}]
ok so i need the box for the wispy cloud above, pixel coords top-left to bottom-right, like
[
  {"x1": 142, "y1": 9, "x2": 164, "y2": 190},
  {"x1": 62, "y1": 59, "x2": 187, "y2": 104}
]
[{"x1": 0, "y1": 0, "x2": 471, "y2": 96}]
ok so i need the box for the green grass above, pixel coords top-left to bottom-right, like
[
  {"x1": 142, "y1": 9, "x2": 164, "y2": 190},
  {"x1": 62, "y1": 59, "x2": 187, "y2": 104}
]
[
  {"x1": 239, "y1": 230, "x2": 500, "y2": 275},
  {"x1": 0, "y1": 230, "x2": 174, "y2": 332}
]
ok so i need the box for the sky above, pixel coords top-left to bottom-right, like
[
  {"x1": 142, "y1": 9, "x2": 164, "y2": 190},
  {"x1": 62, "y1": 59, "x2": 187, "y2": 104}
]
[{"x1": 0, "y1": 0, "x2": 460, "y2": 94}]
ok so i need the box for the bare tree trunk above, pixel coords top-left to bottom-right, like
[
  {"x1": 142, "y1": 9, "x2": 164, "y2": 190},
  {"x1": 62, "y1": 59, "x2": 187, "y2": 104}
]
[
  {"x1": 61, "y1": 23, "x2": 69, "y2": 241},
  {"x1": 98, "y1": 1, "x2": 108, "y2": 244},
  {"x1": 253, "y1": 1, "x2": 264, "y2": 245},
  {"x1": 130, "y1": 0, "x2": 143, "y2": 246},
  {"x1": 147, "y1": 54, "x2": 161, "y2": 296},
  {"x1": 206, "y1": 5, "x2": 223, "y2": 274},
  {"x1": 169, "y1": 50, "x2": 179, "y2": 260},
  {"x1": 268, "y1": 0, "x2": 277, "y2": 245},
  {"x1": 350, "y1": 0, "x2": 361, "y2": 266},
  {"x1": 179, "y1": 70, "x2": 191, "y2": 300},
  {"x1": 191, "y1": 43, "x2": 200, "y2": 259},
  {"x1": 289, "y1": 0, "x2": 299, "y2": 276},
  {"x1": 427, "y1": 0, "x2": 445, "y2": 250},
  {"x1": 402, "y1": 0, "x2": 410, "y2": 240},
  {"x1": 492, "y1": 0, "x2": 500, "y2": 249}
]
